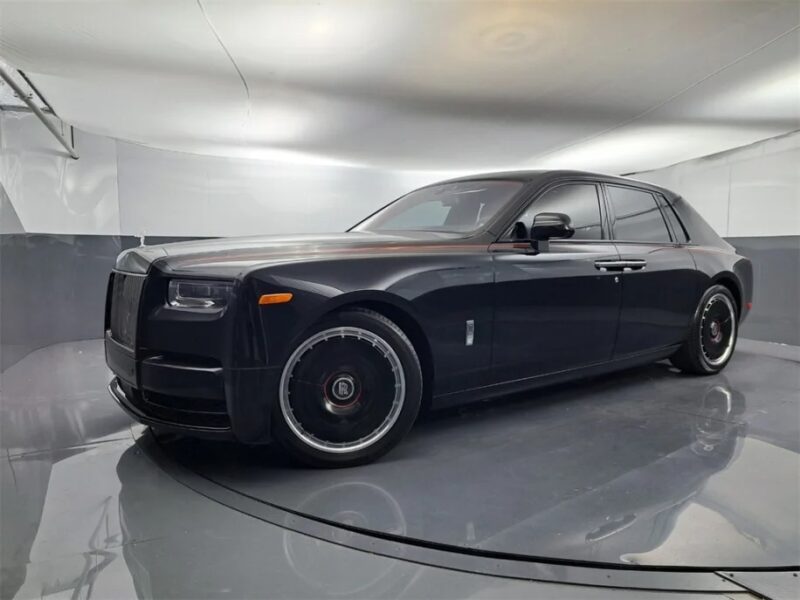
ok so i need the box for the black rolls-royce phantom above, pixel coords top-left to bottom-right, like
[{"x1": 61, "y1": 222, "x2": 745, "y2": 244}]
[{"x1": 105, "y1": 170, "x2": 753, "y2": 467}]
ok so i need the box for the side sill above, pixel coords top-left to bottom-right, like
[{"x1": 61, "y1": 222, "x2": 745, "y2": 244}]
[{"x1": 433, "y1": 345, "x2": 680, "y2": 409}]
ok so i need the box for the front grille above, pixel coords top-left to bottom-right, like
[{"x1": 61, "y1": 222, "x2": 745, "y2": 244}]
[{"x1": 109, "y1": 273, "x2": 145, "y2": 348}]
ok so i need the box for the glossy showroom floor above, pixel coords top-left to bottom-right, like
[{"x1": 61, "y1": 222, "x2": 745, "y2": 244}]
[{"x1": 2, "y1": 339, "x2": 799, "y2": 599}]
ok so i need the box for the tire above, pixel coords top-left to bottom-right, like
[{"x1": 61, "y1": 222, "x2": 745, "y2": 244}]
[
  {"x1": 272, "y1": 308, "x2": 423, "y2": 468},
  {"x1": 670, "y1": 284, "x2": 739, "y2": 375}
]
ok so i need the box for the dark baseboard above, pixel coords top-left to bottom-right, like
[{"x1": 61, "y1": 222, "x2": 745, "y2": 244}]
[
  {"x1": 0, "y1": 234, "x2": 208, "y2": 371},
  {"x1": 2, "y1": 233, "x2": 798, "y2": 371},
  {"x1": 727, "y1": 236, "x2": 800, "y2": 346}
]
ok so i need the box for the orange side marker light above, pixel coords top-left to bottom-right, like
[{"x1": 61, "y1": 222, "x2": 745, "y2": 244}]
[{"x1": 259, "y1": 293, "x2": 293, "y2": 305}]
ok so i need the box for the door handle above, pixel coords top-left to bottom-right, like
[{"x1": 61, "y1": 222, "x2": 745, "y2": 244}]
[
  {"x1": 594, "y1": 259, "x2": 647, "y2": 272},
  {"x1": 594, "y1": 260, "x2": 622, "y2": 271}
]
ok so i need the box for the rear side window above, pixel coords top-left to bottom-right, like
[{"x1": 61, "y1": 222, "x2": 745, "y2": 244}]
[
  {"x1": 659, "y1": 196, "x2": 690, "y2": 243},
  {"x1": 510, "y1": 183, "x2": 604, "y2": 240},
  {"x1": 607, "y1": 186, "x2": 672, "y2": 243}
]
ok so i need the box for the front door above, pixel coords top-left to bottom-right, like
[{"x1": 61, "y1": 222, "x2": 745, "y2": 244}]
[{"x1": 491, "y1": 182, "x2": 622, "y2": 383}]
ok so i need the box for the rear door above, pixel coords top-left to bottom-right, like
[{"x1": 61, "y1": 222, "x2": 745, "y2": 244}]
[
  {"x1": 491, "y1": 182, "x2": 622, "y2": 382},
  {"x1": 603, "y1": 184, "x2": 699, "y2": 357}
]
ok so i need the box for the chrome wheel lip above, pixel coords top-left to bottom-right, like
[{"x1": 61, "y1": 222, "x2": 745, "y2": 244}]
[
  {"x1": 700, "y1": 293, "x2": 736, "y2": 367},
  {"x1": 279, "y1": 326, "x2": 406, "y2": 454}
]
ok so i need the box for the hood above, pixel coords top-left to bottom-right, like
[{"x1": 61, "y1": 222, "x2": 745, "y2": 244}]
[{"x1": 115, "y1": 231, "x2": 470, "y2": 276}]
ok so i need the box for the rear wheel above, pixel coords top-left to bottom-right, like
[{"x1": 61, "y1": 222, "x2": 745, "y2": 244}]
[
  {"x1": 670, "y1": 285, "x2": 738, "y2": 374},
  {"x1": 272, "y1": 308, "x2": 422, "y2": 467}
]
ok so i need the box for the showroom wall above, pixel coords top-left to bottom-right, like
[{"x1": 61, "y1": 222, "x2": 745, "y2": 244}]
[
  {"x1": 2, "y1": 111, "x2": 798, "y2": 370},
  {"x1": 0, "y1": 111, "x2": 452, "y2": 369},
  {"x1": 635, "y1": 131, "x2": 800, "y2": 346}
]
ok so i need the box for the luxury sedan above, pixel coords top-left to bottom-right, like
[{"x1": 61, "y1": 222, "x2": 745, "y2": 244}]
[{"x1": 105, "y1": 170, "x2": 753, "y2": 466}]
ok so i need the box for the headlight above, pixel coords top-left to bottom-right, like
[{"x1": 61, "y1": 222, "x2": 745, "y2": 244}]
[{"x1": 167, "y1": 280, "x2": 233, "y2": 310}]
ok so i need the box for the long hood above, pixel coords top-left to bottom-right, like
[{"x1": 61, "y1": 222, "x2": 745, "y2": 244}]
[{"x1": 115, "y1": 231, "x2": 473, "y2": 276}]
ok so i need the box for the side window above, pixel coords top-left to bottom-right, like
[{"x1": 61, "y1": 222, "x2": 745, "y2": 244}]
[
  {"x1": 607, "y1": 186, "x2": 672, "y2": 243},
  {"x1": 510, "y1": 184, "x2": 603, "y2": 240},
  {"x1": 658, "y1": 195, "x2": 690, "y2": 243}
]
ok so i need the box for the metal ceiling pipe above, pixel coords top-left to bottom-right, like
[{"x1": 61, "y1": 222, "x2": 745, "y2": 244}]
[{"x1": 0, "y1": 65, "x2": 79, "y2": 159}]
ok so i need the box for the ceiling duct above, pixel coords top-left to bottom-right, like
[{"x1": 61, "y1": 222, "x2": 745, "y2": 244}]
[{"x1": 0, "y1": 61, "x2": 79, "y2": 159}]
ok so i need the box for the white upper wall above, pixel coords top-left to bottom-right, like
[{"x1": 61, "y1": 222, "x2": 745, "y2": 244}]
[
  {"x1": 4, "y1": 111, "x2": 797, "y2": 238},
  {"x1": 0, "y1": 112, "x2": 458, "y2": 236},
  {"x1": 635, "y1": 131, "x2": 800, "y2": 238},
  {"x1": 0, "y1": 112, "x2": 119, "y2": 234},
  {"x1": 115, "y1": 141, "x2": 449, "y2": 237}
]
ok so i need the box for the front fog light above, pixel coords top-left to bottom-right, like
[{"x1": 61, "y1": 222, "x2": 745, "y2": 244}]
[{"x1": 168, "y1": 280, "x2": 233, "y2": 309}]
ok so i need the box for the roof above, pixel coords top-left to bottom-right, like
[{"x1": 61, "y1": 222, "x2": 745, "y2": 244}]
[{"x1": 437, "y1": 170, "x2": 678, "y2": 198}]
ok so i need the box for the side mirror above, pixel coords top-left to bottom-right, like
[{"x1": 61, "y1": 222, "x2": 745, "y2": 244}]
[{"x1": 530, "y1": 212, "x2": 574, "y2": 241}]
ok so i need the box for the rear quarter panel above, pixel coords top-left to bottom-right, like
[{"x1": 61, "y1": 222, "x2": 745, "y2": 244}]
[
  {"x1": 668, "y1": 194, "x2": 753, "y2": 322},
  {"x1": 688, "y1": 247, "x2": 753, "y2": 322}
]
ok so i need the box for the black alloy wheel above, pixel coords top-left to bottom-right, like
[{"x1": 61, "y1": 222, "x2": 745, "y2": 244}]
[
  {"x1": 273, "y1": 308, "x2": 422, "y2": 467},
  {"x1": 671, "y1": 284, "x2": 738, "y2": 374}
]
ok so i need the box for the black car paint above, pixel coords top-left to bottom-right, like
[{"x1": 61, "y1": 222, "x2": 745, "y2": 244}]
[
  {"x1": 490, "y1": 239, "x2": 623, "y2": 382},
  {"x1": 105, "y1": 170, "x2": 753, "y2": 444}
]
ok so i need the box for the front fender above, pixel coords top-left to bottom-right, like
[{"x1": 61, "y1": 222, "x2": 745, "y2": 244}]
[
  {"x1": 243, "y1": 268, "x2": 425, "y2": 368},
  {"x1": 239, "y1": 252, "x2": 495, "y2": 396}
]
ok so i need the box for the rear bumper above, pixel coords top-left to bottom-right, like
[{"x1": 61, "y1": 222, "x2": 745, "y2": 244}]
[{"x1": 106, "y1": 332, "x2": 281, "y2": 443}]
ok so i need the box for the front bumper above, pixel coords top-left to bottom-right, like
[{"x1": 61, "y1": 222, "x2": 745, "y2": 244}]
[
  {"x1": 106, "y1": 332, "x2": 281, "y2": 443},
  {"x1": 109, "y1": 377, "x2": 235, "y2": 439}
]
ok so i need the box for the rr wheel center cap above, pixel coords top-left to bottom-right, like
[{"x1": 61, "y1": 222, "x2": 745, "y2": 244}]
[
  {"x1": 710, "y1": 321, "x2": 722, "y2": 342},
  {"x1": 323, "y1": 373, "x2": 361, "y2": 414},
  {"x1": 331, "y1": 375, "x2": 356, "y2": 402}
]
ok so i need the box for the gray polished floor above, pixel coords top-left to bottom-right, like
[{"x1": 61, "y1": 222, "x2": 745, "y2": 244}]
[
  {"x1": 165, "y1": 346, "x2": 800, "y2": 569},
  {"x1": 1, "y1": 339, "x2": 798, "y2": 599}
]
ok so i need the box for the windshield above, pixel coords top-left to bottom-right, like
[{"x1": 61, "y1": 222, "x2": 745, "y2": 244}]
[{"x1": 353, "y1": 180, "x2": 524, "y2": 234}]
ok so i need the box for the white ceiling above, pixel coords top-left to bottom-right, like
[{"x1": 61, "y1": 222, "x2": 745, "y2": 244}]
[{"x1": 0, "y1": 1, "x2": 798, "y2": 173}]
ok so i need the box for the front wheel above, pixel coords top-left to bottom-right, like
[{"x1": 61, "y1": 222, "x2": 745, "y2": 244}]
[
  {"x1": 670, "y1": 284, "x2": 739, "y2": 375},
  {"x1": 272, "y1": 308, "x2": 422, "y2": 468}
]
